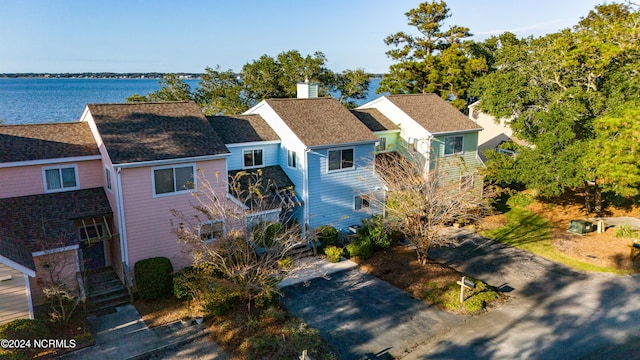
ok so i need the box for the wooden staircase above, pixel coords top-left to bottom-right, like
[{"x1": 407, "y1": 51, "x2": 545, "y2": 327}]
[{"x1": 85, "y1": 267, "x2": 130, "y2": 315}]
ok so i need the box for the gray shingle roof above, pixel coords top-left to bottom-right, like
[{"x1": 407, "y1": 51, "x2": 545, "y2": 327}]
[
  {"x1": 351, "y1": 108, "x2": 399, "y2": 132},
  {"x1": 264, "y1": 98, "x2": 378, "y2": 147},
  {"x1": 0, "y1": 228, "x2": 35, "y2": 272},
  {"x1": 0, "y1": 187, "x2": 113, "y2": 270},
  {"x1": 207, "y1": 114, "x2": 280, "y2": 144},
  {"x1": 385, "y1": 94, "x2": 482, "y2": 134},
  {"x1": 88, "y1": 101, "x2": 229, "y2": 164},
  {"x1": 0, "y1": 122, "x2": 99, "y2": 163}
]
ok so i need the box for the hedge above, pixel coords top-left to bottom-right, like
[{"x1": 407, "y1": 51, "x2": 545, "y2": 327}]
[{"x1": 134, "y1": 257, "x2": 174, "y2": 300}]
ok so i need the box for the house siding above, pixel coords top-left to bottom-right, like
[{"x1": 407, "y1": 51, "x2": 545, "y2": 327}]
[
  {"x1": 431, "y1": 132, "x2": 483, "y2": 191},
  {"x1": 83, "y1": 109, "x2": 127, "y2": 281},
  {"x1": 374, "y1": 131, "x2": 400, "y2": 153},
  {"x1": 0, "y1": 160, "x2": 103, "y2": 199},
  {"x1": 30, "y1": 250, "x2": 79, "y2": 306},
  {"x1": 0, "y1": 263, "x2": 31, "y2": 325},
  {"x1": 307, "y1": 143, "x2": 384, "y2": 230},
  {"x1": 121, "y1": 160, "x2": 228, "y2": 271},
  {"x1": 226, "y1": 143, "x2": 280, "y2": 171}
]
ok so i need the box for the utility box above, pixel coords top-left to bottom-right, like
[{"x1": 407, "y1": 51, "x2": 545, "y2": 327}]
[{"x1": 568, "y1": 220, "x2": 595, "y2": 234}]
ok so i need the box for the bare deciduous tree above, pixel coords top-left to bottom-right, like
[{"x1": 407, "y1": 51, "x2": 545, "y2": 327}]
[
  {"x1": 172, "y1": 171, "x2": 315, "y2": 312},
  {"x1": 34, "y1": 230, "x2": 81, "y2": 323},
  {"x1": 373, "y1": 153, "x2": 490, "y2": 264}
]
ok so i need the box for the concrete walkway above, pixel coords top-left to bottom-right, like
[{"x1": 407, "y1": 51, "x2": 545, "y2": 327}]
[{"x1": 61, "y1": 305, "x2": 227, "y2": 360}]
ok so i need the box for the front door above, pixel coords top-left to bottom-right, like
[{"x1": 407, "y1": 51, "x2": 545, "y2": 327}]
[
  {"x1": 78, "y1": 223, "x2": 107, "y2": 271},
  {"x1": 80, "y1": 241, "x2": 106, "y2": 271}
]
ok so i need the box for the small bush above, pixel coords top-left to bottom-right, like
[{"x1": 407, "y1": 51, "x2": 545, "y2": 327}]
[
  {"x1": 346, "y1": 240, "x2": 373, "y2": 259},
  {"x1": 173, "y1": 266, "x2": 206, "y2": 300},
  {"x1": 135, "y1": 257, "x2": 174, "y2": 300},
  {"x1": 324, "y1": 246, "x2": 343, "y2": 263},
  {"x1": 202, "y1": 283, "x2": 242, "y2": 316},
  {"x1": 316, "y1": 225, "x2": 339, "y2": 248},
  {"x1": 464, "y1": 291, "x2": 500, "y2": 313},
  {"x1": 0, "y1": 318, "x2": 50, "y2": 342},
  {"x1": 358, "y1": 216, "x2": 392, "y2": 250},
  {"x1": 506, "y1": 192, "x2": 535, "y2": 208},
  {"x1": 253, "y1": 221, "x2": 285, "y2": 247},
  {"x1": 0, "y1": 318, "x2": 50, "y2": 358},
  {"x1": 614, "y1": 223, "x2": 638, "y2": 238}
]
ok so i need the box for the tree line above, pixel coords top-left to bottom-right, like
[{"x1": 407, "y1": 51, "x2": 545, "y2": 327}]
[{"x1": 132, "y1": 1, "x2": 639, "y2": 209}]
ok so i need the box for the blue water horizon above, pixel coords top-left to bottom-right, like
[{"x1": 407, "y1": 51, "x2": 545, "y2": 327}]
[{"x1": 0, "y1": 77, "x2": 383, "y2": 125}]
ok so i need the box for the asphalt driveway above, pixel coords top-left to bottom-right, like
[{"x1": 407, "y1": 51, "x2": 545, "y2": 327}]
[
  {"x1": 282, "y1": 228, "x2": 640, "y2": 359},
  {"x1": 281, "y1": 266, "x2": 464, "y2": 359}
]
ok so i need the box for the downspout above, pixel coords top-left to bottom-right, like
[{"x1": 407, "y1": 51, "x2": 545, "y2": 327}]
[
  {"x1": 25, "y1": 274, "x2": 34, "y2": 319},
  {"x1": 115, "y1": 167, "x2": 129, "y2": 267},
  {"x1": 424, "y1": 136, "x2": 433, "y2": 178},
  {"x1": 303, "y1": 149, "x2": 310, "y2": 235}
]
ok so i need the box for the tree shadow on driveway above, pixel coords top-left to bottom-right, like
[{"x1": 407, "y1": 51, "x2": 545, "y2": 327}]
[
  {"x1": 281, "y1": 268, "x2": 464, "y2": 360},
  {"x1": 419, "y1": 231, "x2": 640, "y2": 359}
]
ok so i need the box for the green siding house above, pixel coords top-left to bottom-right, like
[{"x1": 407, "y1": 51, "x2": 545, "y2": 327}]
[{"x1": 357, "y1": 94, "x2": 484, "y2": 193}]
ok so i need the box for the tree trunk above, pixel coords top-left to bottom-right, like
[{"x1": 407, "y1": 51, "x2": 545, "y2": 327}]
[
  {"x1": 584, "y1": 181, "x2": 593, "y2": 213},
  {"x1": 414, "y1": 245, "x2": 430, "y2": 265},
  {"x1": 594, "y1": 183, "x2": 602, "y2": 214}
]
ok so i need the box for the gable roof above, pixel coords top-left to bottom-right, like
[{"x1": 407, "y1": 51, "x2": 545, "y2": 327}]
[
  {"x1": 0, "y1": 122, "x2": 99, "y2": 163},
  {"x1": 87, "y1": 101, "x2": 229, "y2": 164},
  {"x1": 0, "y1": 187, "x2": 113, "y2": 270},
  {"x1": 207, "y1": 114, "x2": 280, "y2": 144},
  {"x1": 264, "y1": 98, "x2": 378, "y2": 147},
  {"x1": 385, "y1": 94, "x2": 482, "y2": 134},
  {"x1": 350, "y1": 108, "x2": 399, "y2": 132}
]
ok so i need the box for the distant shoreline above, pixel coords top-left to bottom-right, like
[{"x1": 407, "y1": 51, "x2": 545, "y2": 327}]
[
  {"x1": 0, "y1": 73, "x2": 385, "y2": 80},
  {"x1": 0, "y1": 73, "x2": 200, "y2": 80}
]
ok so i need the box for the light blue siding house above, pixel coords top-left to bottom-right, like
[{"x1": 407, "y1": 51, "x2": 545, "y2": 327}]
[
  {"x1": 245, "y1": 91, "x2": 385, "y2": 231},
  {"x1": 207, "y1": 114, "x2": 300, "y2": 224}
]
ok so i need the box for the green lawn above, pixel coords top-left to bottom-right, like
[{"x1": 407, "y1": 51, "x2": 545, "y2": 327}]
[{"x1": 482, "y1": 207, "x2": 630, "y2": 274}]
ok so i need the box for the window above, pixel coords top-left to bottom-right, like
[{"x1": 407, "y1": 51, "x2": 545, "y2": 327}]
[
  {"x1": 79, "y1": 224, "x2": 104, "y2": 242},
  {"x1": 199, "y1": 220, "x2": 224, "y2": 243},
  {"x1": 153, "y1": 165, "x2": 195, "y2": 196},
  {"x1": 407, "y1": 138, "x2": 417, "y2": 153},
  {"x1": 460, "y1": 174, "x2": 474, "y2": 191},
  {"x1": 105, "y1": 168, "x2": 112, "y2": 191},
  {"x1": 43, "y1": 165, "x2": 79, "y2": 192},
  {"x1": 287, "y1": 150, "x2": 297, "y2": 168},
  {"x1": 243, "y1": 149, "x2": 263, "y2": 168},
  {"x1": 376, "y1": 137, "x2": 387, "y2": 152},
  {"x1": 354, "y1": 195, "x2": 371, "y2": 211},
  {"x1": 444, "y1": 136, "x2": 464, "y2": 155},
  {"x1": 328, "y1": 148, "x2": 354, "y2": 172}
]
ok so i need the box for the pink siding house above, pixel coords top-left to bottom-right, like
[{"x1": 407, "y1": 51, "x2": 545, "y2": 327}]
[
  {"x1": 0, "y1": 123, "x2": 112, "y2": 324},
  {"x1": 0, "y1": 101, "x2": 239, "y2": 324},
  {"x1": 80, "y1": 101, "x2": 234, "y2": 284}
]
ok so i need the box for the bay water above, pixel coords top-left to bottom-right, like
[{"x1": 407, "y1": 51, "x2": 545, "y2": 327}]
[{"x1": 0, "y1": 78, "x2": 382, "y2": 125}]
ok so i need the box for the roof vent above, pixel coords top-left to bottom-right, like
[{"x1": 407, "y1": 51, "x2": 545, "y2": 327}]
[{"x1": 297, "y1": 80, "x2": 319, "y2": 99}]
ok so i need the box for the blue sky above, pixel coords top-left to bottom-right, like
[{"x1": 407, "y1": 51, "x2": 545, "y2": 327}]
[{"x1": 0, "y1": 0, "x2": 605, "y2": 74}]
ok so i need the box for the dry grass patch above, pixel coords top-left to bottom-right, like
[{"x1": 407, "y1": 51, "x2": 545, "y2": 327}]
[
  {"x1": 480, "y1": 191, "x2": 640, "y2": 273},
  {"x1": 135, "y1": 295, "x2": 185, "y2": 328},
  {"x1": 353, "y1": 245, "x2": 505, "y2": 314}
]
